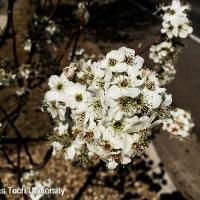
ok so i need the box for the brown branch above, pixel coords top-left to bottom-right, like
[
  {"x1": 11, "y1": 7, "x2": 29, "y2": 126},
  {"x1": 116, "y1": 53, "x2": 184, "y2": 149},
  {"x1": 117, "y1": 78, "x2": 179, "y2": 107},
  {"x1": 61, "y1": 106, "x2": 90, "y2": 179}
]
[{"x1": 73, "y1": 161, "x2": 103, "y2": 200}]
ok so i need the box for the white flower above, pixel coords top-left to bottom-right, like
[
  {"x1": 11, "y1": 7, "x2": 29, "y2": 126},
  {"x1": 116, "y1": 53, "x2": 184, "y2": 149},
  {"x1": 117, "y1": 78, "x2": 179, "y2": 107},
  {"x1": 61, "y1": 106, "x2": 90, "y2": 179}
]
[
  {"x1": 54, "y1": 122, "x2": 69, "y2": 136},
  {"x1": 100, "y1": 125, "x2": 124, "y2": 149},
  {"x1": 161, "y1": 5, "x2": 193, "y2": 39},
  {"x1": 87, "y1": 97, "x2": 107, "y2": 120},
  {"x1": 142, "y1": 88, "x2": 162, "y2": 110},
  {"x1": 76, "y1": 2, "x2": 90, "y2": 24},
  {"x1": 163, "y1": 94, "x2": 172, "y2": 106},
  {"x1": 52, "y1": 141, "x2": 63, "y2": 156},
  {"x1": 109, "y1": 75, "x2": 141, "y2": 98},
  {"x1": 107, "y1": 160, "x2": 118, "y2": 170},
  {"x1": 66, "y1": 83, "x2": 91, "y2": 112},
  {"x1": 46, "y1": 101, "x2": 66, "y2": 121},
  {"x1": 149, "y1": 41, "x2": 174, "y2": 63},
  {"x1": 162, "y1": 0, "x2": 189, "y2": 22},
  {"x1": 121, "y1": 134, "x2": 140, "y2": 157},
  {"x1": 46, "y1": 74, "x2": 72, "y2": 102},
  {"x1": 63, "y1": 64, "x2": 77, "y2": 78},
  {"x1": 23, "y1": 39, "x2": 32, "y2": 52},
  {"x1": 46, "y1": 21, "x2": 58, "y2": 35},
  {"x1": 157, "y1": 62, "x2": 176, "y2": 86},
  {"x1": 64, "y1": 138, "x2": 83, "y2": 160}
]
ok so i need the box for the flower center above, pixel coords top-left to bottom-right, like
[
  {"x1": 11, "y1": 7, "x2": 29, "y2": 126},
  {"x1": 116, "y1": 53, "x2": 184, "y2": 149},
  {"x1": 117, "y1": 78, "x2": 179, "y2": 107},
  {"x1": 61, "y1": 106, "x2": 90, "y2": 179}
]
[
  {"x1": 118, "y1": 96, "x2": 134, "y2": 112},
  {"x1": 134, "y1": 94, "x2": 148, "y2": 112},
  {"x1": 97, "y1": 79, "x2": 105, "y2": 88},
  {"x1": 124, "y1": 56, "x2": 133, "y2": 65},
  {"x1": 92, "y1": 99, "x2": 102, "y2": 109},
  {"x1": 109, "y1": 58, "x2": 117, "y2": 66},
  {"x1": 75, "y1": 94, "x2": 83, "y2": 102},
  {"x1": 169, "y1": 9, "x2": 175, "y2": 15},
  {"x1": 119, "y1": 79, "x2": 129, "y2": 88},
  {"x1": 112, "y1": 120, "x2": 124, "y2": 131},
  {"x1": 84, "y1": 131, "x2": 94, "y2": 142},
  {"x1": 146, "y1": 81, "x2": 156, "y2": 91},
  {"x1": 102, "y1": 141, "x2": 112, "y2": 151},
  {"x1": 56, "y1": 83, "x2": 64, "y2": 91}
]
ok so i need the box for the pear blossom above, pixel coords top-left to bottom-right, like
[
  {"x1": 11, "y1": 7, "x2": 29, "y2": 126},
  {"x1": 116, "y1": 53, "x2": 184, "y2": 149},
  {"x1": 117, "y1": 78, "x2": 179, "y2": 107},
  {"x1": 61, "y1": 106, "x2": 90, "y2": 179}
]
[
  {"x1": 161, "y1": 0, "x2": 193, "y2": 39},
  {"x1": 52, "y1": 141, "x2": 63, "y2": 156},
  {"x1": 149, "y1": 41, "x2": 174, "y2": 64},
  {"x1": 149, "y1": 0, "x2": 192, "y2": 86},
  {"x1": 162, "y1": 108, "x2": 194, "y2": 139},
  {"x1": 44, "y1": 47, "x2": 172, "y2": 169},
  {"x1": 162, "y1": 0, "x2": 189, "y2": 22}
]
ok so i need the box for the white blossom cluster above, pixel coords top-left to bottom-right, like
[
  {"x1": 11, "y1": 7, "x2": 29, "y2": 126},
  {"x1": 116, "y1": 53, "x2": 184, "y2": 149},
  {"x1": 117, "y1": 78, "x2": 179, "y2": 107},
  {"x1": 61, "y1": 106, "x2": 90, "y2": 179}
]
[
  {"x1": 161, "y1": 0, "x2": 193, "y2": 39},
  {"x1": 23, "y1": 15, "x2": 60, "y2": 52},
  {"x1": 23, "y1": 39, "x2": 32, "y2": 52},
  {"x1": 155, "y1": 62, "x2": 176, "y2": 86},
  {"x1": 162, "y1": 108, "x2": 194, "y2": 139},
  {"x1": 21, "y1": 171, "x2": 52, "y2": 200},
  {"x1": 149, "y1": 41, "x2": 175, "y2": 64},
  {"x1": 149, "y1": 0, "x2": 193, "y2": 86},
  {"x1": 44, "y1": 47, "x2": 172, "y2": 169},
  {"x1": 19, "y1": 64, "x2": 31, "y2": 79},
  {"x1": 0, "y1": 68, "x2": 16, "y2": 87}
]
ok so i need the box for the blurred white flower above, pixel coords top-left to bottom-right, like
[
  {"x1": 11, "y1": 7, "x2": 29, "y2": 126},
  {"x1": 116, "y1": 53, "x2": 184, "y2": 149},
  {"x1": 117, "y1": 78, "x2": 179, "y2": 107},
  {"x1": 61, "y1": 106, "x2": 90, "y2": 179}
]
[
  {"x1": 23, "y1": 39, "x2": 32, "y2": 52},
  {"x1": 162, "y1": 108, "x2": 194, "y2": 139},
  {"x1": 52, "y1": 141, "x2": 63, "y2": 156},
  {"x1": 149, "y1": 41, "x2": 174, "y2": 63}
]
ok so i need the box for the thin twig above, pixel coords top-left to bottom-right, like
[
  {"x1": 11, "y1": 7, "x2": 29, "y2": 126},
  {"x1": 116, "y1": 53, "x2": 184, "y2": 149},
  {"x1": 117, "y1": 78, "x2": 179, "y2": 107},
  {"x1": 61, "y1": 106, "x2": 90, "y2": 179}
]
[
  {"x1": 2, "y1": 148, "x2": 17, "y2": 169},
  {"x1": 73, "y1": 162, "x2": 103, "y2": 200}
]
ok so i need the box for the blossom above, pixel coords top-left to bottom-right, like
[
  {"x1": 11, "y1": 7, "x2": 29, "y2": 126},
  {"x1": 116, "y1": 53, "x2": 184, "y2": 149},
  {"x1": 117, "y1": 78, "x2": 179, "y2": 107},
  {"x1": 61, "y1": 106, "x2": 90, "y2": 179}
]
[
  {"x1": 76, "y1": 2, "x2": 90, "y2": 24},
  {"x1": 52, "y1": 141, "x2": 63, "y2": 156},
  {"x1": 23, "y1": 39, "x2": 32, "y2": 52},
  {"x1": 161, "y1": 0, "x2": 193, "y2": 39},
  {"x1": 162, "y1": 0, "x2": 189, "y2": 22},
  {"x1": 66, "y1": 83, "x2": 91, "y2": 112},
  {"x1": 157, "y1": 62, "x2": 176, "y2": 86},
  {"x1": 161, "y1": 18, "x2": 193, "y2": 39},
  {"x1": 64, "y1": 138, "x2": 83, "y2": 160},
  {"x1": 162, "y1": 108, "x2": 194, "y2": 139},
  {"x1": 44, "y1": 47, "x2": 172, "y2": 169},
  {"x1": 45, "y1": 101, "x2": 66, "y2": 121},
  {"x1": 54, "y1": 122, "x2": 69, "y2": 136},
  {"x1": 149, "y1": 0, "x2": 192, "y2": 87},
  {"x1": 149, "y1": 41, "x2": 174, "y2": 63}
]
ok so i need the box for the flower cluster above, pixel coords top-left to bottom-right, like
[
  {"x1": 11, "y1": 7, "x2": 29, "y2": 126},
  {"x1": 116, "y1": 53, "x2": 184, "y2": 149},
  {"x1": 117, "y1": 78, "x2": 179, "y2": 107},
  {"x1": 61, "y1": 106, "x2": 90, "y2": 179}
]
[
  {"x1": 149, "y1": 41, "x2": 174, "y2": 64},
  {"x1": 0, "y1": 68, "x2": 16, "y2": 87},
  {"x1": 0, "y1": 59, "x2": 16, "y2": 87},
  {"x1": 21, "y1": 171, "x2": 52, "y2": 200},
  {"x1": 24, "y1": 15, "x2": 62, "y2": 53},
  {"x1": 161, "y1": 0, "x2": 193, "y2": 39},
  {"x1": 18, "y1": 64, "x2": 31, "y2": 79},
  {"x1": 149, "y1": 0, "x2": 193, "y2": 86},
  {"x1": 162, "y1": 108, "x2": 194, "y2": 139},
  {"x1": 44, "y1": 47, "x2": 172, "y2": 169},
  {"x1": 155, "y1": 62, "x2": 176, "y2": 86}
]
